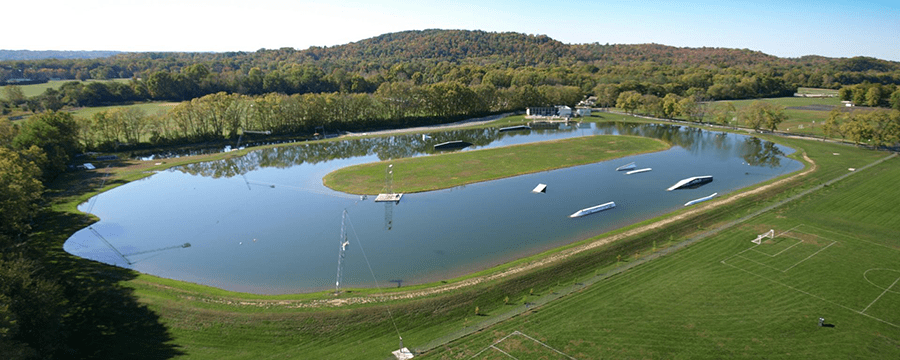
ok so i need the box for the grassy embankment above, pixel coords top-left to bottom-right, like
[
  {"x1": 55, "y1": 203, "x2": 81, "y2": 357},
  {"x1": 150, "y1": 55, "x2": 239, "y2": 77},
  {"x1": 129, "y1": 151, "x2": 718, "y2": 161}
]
[
  {"x1": 323, "y1": 134, "x2": 670, "y2": 194},
  {"x1": 39, "y1": 113, "x2": 894, "y2": 359},
  {"x1": 419, "y1": 138, "x2": 900, "y2": 359}
]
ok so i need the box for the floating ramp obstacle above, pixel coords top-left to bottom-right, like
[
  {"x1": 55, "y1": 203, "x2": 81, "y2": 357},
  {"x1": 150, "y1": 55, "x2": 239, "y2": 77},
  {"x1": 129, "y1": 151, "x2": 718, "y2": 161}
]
[
  {"x1": 569, "y1": 201, "x2": 616, "y2": 218},
  {"x1": 666, "y1": 176, "x2": 713, "y2": 191},
  {"x1": 684, "y1": 192, "x2": 717, "y2": 206},
  {"x1": 626, "y1": 168, "x2": 651, "y2": 175},
  {"x1": 616, "y1": 162, "x2": 636, "y2": 171},
  {"x1": 499, "y1": 125, "x2": 531, "y2": 132},
  {"x1": 433, "y1": 140, "x2": 471, "y2": 150},
  {"x1": 532, "y1": 183, "x2": 547, "y2": 193}
]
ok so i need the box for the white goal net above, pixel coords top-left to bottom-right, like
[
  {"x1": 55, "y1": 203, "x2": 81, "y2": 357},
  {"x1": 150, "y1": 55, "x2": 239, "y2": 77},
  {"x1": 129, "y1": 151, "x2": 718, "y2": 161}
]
[{"x1": 752, "y1": 229, "x2": 775, "y2": 245}]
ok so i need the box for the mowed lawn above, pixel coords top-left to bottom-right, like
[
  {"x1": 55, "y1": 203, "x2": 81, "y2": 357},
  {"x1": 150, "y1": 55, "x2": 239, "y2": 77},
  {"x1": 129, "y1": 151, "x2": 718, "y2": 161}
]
[
  {"x1": 323, "y1": 135, "x2": 669, "y2": 194},
  {"x1": 419, "y1": 154, "x2": 900, "y2": 359}
]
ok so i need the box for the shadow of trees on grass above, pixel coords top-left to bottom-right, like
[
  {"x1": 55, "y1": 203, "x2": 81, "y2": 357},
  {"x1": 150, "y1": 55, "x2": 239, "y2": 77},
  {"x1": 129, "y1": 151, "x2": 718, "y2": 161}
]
[
  {"x1": 25, "y1": 209, "x2": 183, "y2": 359},
  {"x1": 2, "y1": 158, "x2": 184, "y2": 359},
  {"x1": 24, "y1": 209, "x2": 184, "y2": 359}
]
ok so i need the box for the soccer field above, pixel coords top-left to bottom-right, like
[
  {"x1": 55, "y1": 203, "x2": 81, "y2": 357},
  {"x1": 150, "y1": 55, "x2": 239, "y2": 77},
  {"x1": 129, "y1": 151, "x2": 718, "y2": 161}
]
[
  {"x1": 723, "y1": 224, "x2": 900, "y2": 329},
  {"x1": 421, "y1": 156, "x2": 900, "y2": 359}
]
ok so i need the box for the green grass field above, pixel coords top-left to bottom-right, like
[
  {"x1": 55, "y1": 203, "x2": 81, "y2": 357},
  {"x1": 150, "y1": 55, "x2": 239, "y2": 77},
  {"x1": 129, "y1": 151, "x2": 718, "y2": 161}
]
[
  {"x1": 323, "y1": 134, "x2": 669, "y2": 193},
  {"x1": 70, "y1": 101, "x2": 177, "y2": 119},
  {"x1": 419, "y1": 150, "x2": 900, "y2": 359},
  {"x1": 796, "y1": 87, "x2": 839, "y2": 96},
  {"x1": 725, "y1": 97, "x2": 843, "y2": 137}
]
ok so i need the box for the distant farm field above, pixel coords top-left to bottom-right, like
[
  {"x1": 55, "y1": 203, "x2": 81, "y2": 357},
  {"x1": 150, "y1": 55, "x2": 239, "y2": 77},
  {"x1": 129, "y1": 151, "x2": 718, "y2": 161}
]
[
  {"x1": 70, "y1": 101, "x2": 177, "y2": 119},
  {"x1": 2, "y1": 78, "x2": 132, "y2": 98},
  {"x1": 420, "y1": 151, "x2": 900, "y2": 359},
  {"x1": 711, "y1": 97, "x2": 876, "y2": 137},
  {"x1": 796, "y1": 87, "x2": 839, "y2": 96}
]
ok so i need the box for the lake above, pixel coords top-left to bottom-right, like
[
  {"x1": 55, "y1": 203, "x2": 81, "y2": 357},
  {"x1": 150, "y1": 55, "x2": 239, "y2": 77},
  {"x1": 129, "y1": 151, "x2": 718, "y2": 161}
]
[{"x1": 64, "y1": 122, "x2": 803, "y2": 294}]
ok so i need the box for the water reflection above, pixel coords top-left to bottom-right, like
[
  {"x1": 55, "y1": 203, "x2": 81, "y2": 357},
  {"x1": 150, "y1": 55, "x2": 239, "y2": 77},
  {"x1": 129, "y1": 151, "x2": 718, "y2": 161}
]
[
  {"x1": 176, "y1": 122, "x2": 726, "y2": 179},
  {"x1": 741, "y1": 136, "x2": 784, "y2": 168}
]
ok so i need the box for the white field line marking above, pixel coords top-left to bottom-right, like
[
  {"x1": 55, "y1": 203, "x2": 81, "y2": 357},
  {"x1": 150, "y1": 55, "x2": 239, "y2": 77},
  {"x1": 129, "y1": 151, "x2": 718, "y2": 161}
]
[
  {"x1": 862, "y1": 275, "x2": 900, "y2": 313},
  {"x1": 721, "y1": 244, "x2": 761, "y2": 264},
  {"x1": 799, "y1": 223, "x2": 900, "y2": 253},
  {"x1": 489, "y1": 345, "x2": 518, "y2": 359},
  {"x1": 470, "y1": 332, "x2": 519, "y2": 359},
  {"x1": 514, "y1": 331, "x2": 579, "y2": 360},
  {"x1": 734, "y1": 254, "x2": 787, "y2": 272},
  {"x1": 721, "y1": 260, "x2": 899, "y2": 329},
  {"x1": 750, "y1": 238, "x2": 804, "y2": 257},
  {"x1": 721, "y1": 225, "x2": 805, "y2": 264},
  {"x1": 470, "y1": 331, "x2": 578, "y2": 360},
  {"x1": 782, "y1": 241, "x2": 837, "y2": 273}
]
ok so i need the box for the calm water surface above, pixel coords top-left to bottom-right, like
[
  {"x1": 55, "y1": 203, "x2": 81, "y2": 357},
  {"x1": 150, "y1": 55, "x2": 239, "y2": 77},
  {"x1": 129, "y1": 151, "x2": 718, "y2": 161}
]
[{"x1": 65, "y1": 122, "x2": 802, "y2": 294}]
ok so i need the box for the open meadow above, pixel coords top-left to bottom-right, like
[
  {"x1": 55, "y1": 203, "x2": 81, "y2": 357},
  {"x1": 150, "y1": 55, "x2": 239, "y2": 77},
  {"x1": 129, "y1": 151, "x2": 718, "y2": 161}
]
[
  {"x1": 710, "y1": 96, "x2": 886, "y2": 139},
  {"x1": 69, "y1": 101, "x2": 176, "y2": 119}
]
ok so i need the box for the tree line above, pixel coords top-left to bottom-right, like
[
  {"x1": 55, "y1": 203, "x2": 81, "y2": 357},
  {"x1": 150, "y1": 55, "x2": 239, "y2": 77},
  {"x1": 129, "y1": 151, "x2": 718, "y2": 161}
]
[
  {"x1": 1, "y1": 110, "x2": 81, "y2": 358},
  {"x1": 838, "y1": 82, "x2": 900, "y2": 109},
  {"x1": 75, "y1": 82, "x2": 581, "y2": 151},
  {"x1": 4, "y1": 30, "x2": 900, "y2": 115}
]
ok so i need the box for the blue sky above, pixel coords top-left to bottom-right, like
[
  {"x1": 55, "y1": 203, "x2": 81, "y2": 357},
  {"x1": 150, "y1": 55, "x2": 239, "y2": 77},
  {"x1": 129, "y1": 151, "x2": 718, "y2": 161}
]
[{"x1": 7, "y1": 0, "x2": 899, "y2": 61}]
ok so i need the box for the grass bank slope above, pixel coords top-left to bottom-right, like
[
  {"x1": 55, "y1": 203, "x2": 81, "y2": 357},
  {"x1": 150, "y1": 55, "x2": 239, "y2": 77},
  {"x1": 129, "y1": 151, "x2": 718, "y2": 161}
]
[{"x1": 323, "y1": 135, "x2": 669, "y2": 194}]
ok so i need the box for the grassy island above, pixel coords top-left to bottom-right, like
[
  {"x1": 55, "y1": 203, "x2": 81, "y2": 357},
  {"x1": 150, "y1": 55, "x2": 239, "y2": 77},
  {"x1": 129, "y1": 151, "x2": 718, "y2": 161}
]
[{"x1": 323, "y1": 134, "x2": 670, "y2": 194}]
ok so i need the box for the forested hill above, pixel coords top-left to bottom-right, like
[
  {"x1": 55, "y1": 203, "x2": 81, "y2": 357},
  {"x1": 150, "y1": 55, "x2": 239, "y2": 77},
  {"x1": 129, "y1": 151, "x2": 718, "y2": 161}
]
[
  {"x1": 314, "y1": 30, "x2": 573, "y2": 65},
  {"x1": 4, "y1": 29, "x2": 899, "y2": 81},
  {"x1": 285, "y1": 30, "x2": 782, "y2": 67}
]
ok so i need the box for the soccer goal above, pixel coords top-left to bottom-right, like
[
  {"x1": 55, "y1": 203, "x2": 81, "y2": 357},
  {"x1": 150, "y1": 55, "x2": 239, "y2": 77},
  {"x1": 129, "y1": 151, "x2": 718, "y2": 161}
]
[{"x1": 752, "y1": 229, "x2": 775, "y2": 245}]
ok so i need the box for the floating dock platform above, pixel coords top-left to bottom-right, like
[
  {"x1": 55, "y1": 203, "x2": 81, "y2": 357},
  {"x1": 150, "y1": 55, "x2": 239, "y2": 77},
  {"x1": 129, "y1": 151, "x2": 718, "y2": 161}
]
[
  {"x1": 499, "y1": 125, "x2": 531, "y2": 132},
  {"x1": 528, "y1": 119, "x2": 571, "y2": 129},
  {"x1": 434, "y1": 140, "x2": 471, "y2": 150},
  {"x1": 375, "y1": 193, "x2": 403, "y2": 203}
]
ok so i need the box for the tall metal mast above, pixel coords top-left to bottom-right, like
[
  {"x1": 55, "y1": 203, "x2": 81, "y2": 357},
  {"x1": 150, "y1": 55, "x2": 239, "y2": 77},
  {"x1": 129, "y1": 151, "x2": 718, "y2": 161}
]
[{"x1": 335, "y1": 209, "x2": 350, "y2": 293}]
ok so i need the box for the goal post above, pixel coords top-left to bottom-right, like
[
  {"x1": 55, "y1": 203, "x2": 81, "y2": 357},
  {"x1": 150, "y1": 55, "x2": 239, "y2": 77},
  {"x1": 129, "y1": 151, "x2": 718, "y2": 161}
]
[{"x1": 752, "y1": 229, "x2": 775, "y2": 245}]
